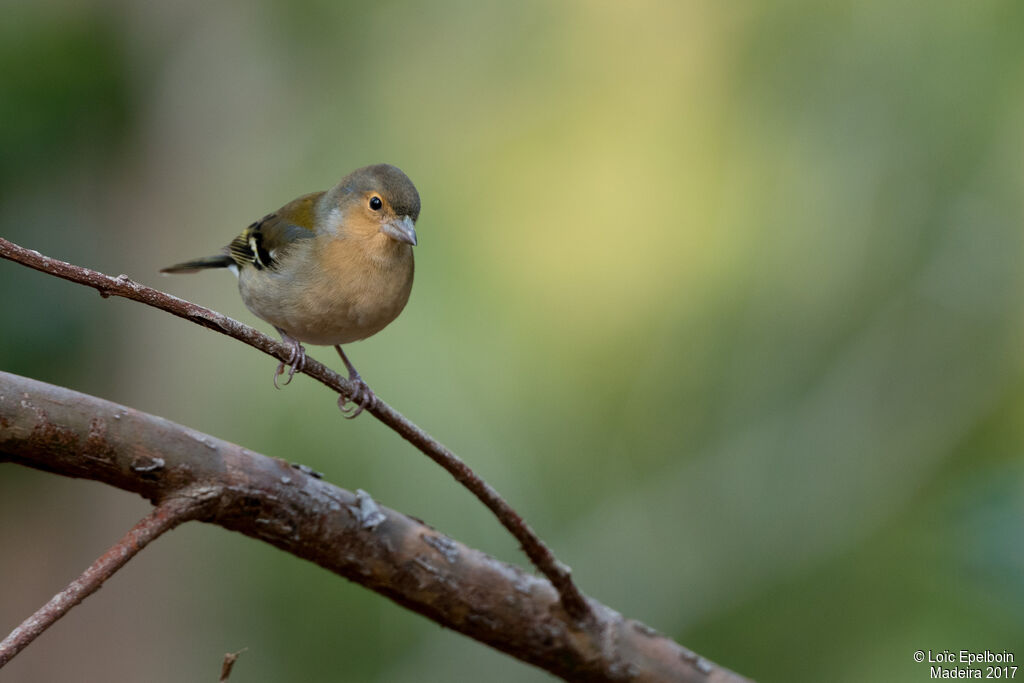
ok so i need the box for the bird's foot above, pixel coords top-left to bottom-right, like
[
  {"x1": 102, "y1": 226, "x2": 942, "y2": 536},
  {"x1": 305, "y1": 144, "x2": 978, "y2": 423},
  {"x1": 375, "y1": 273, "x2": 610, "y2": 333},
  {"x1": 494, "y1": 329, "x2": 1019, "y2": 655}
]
[
  {"x1": 335, "y1": 345, "x2": 376, "y2": 419},
  {"x1": 273, "y1": 337, "x2": 306, "y2": 388},
  {"x1": 337, "y1": 375, "x2": 376, "y2": 419}
]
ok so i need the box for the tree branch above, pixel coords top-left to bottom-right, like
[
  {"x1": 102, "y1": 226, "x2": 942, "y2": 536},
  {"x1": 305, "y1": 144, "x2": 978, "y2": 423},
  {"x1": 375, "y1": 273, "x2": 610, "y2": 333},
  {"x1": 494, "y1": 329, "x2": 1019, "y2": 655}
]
[
  {"x1": 0, "y1": 236, "x2": 588, "y2": 621},
  {"x1": 219, "y1": 649, "x2": 247, "y2": 682},
  {"x1": 0, "y1": 494, "x2": 211, "y2": 667},
  {"x1": 0, "y1": 371, "x2": 751, "y2": 682}
]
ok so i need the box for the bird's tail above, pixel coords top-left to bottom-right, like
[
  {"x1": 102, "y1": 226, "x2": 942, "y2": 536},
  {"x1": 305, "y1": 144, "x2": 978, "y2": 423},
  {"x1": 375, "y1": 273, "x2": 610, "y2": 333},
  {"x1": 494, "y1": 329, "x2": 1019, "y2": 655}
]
[{"x1": 160, "y1": 254, "x2": 234, "y2": 274}]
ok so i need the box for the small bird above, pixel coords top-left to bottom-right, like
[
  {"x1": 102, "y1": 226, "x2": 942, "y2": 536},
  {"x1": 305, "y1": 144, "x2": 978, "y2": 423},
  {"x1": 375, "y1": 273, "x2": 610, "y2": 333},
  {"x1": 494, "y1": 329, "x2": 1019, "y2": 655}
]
[{"x1": 162, "y1": 163, "x2": 420, "y2": 418}]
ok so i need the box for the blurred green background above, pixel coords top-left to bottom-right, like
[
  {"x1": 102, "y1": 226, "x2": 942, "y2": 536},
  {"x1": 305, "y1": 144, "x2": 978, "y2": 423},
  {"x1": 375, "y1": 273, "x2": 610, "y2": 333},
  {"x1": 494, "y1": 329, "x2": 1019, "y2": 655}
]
[{"x1": 2, "y1": 1, "x2": 1022, "y2": 681}]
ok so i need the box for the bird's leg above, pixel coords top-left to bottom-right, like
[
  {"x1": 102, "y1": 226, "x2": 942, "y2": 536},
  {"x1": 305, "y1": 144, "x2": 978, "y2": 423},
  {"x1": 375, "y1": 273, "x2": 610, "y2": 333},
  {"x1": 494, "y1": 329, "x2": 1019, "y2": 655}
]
[
  {"x1": 273, "y1": 327, "x2": 306, "y2": 388},
  {"x1": 335, "y1": 346, "x2": 376, "y2": 419}
]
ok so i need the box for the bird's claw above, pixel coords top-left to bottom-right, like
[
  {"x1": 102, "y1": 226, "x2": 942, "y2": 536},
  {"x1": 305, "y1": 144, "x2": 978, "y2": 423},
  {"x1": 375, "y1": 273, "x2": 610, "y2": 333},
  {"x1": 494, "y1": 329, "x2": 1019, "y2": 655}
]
[
  {"x1": 273, "y1": 340, "x2": 306, "y2": 389},
  {"x1": 338, "y1": 378, "x2": 376, "y2": 419}
]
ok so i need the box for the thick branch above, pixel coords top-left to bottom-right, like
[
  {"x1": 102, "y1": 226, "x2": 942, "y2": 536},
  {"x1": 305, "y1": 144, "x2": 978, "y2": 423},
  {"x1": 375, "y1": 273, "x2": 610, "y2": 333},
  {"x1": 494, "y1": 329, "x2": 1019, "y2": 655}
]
[
  {"x1": 0, "y1": 237, "x2": 587, "y2": 621},
  {"x1": 0, "y1": 495, "x2": 210, "y2": 667},
  {"x1": 0, "y1": 371, "x2": 750, "y2": 682}
]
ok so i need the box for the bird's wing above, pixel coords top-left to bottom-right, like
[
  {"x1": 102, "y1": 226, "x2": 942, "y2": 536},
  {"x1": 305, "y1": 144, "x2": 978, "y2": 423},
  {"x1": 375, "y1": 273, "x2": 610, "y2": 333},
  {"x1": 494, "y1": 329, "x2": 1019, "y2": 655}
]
[{"x1": 227, "y1": 191, "x2": 323, "y2": 271}]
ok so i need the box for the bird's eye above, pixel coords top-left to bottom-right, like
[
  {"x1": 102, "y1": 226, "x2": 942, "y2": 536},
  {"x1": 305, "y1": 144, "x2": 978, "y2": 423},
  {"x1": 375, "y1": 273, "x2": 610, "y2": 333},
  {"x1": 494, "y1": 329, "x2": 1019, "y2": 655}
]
[{"x1": 369, "y1": 196, "x2": 383, "y2": 211}]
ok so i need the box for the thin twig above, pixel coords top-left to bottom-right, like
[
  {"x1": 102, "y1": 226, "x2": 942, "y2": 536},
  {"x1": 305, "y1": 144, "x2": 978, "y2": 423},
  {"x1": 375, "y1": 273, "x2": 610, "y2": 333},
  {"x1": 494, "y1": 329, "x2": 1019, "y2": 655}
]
[
  {"x1": 0, "y1": 494, "x2": 210, "y2": 668},
  {"x1": 219, "y1": 649, "x2": 248, "y2": 681},
  {"x1": 0, "y1": 237, "x2": 590, "y2": 622},
  {"x1": 0, "y1": 371, "x2": 752, "y2": 682}
]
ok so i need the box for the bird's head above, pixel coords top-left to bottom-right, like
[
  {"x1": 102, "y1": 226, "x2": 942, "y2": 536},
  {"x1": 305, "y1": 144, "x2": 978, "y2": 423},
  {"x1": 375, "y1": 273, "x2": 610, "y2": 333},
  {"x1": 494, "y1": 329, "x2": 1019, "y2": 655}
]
[{"x1": 319, "y1": 164, "x2": 420, "y2": 246}]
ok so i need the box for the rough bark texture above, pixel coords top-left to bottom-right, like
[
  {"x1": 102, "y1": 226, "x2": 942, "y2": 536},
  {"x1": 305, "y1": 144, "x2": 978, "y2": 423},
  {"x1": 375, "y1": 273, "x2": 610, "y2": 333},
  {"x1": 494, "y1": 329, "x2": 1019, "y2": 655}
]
[{"x1": 0, "y1": 371, "x2": 751, "y2": 682}]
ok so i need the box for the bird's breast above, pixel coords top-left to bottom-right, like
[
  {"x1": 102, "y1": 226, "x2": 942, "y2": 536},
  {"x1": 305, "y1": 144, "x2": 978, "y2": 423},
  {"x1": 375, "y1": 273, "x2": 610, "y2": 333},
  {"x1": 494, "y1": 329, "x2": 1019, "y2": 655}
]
[{"x1": 239, "y1": 236, "x2": 414, "y2": 346}]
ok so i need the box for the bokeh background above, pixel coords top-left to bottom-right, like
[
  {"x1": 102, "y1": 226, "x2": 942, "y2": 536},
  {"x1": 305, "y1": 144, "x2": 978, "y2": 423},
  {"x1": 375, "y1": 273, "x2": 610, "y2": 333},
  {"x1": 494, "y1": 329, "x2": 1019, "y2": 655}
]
[{"x1": 2, "y1": 1, "x2": 1022, "y2": 681}]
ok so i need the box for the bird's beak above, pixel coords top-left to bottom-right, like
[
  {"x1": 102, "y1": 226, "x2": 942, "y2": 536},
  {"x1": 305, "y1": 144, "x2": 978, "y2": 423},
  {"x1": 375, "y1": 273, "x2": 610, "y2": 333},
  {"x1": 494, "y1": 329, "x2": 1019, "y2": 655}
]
[{"x1": 381, "y1": 215, "x2": 417, "y2": 246}]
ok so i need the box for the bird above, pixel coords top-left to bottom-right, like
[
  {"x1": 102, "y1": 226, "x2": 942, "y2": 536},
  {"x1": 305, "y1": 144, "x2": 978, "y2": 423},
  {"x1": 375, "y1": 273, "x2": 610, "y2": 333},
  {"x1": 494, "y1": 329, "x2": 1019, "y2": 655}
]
[{"x1": 161, "y1": 163, "x2": 420, "y2": 418}]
